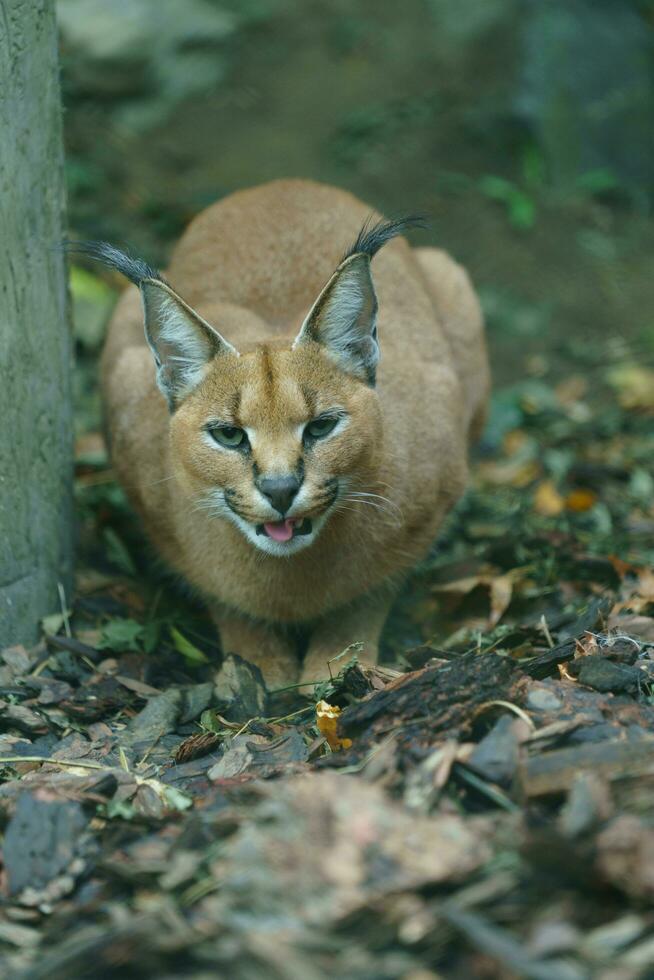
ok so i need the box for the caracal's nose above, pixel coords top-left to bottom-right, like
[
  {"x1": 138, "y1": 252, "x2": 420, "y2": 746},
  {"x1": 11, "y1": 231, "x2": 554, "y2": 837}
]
[{"x1": 257, "y1": 474, "x2": 301, "y2": 516}]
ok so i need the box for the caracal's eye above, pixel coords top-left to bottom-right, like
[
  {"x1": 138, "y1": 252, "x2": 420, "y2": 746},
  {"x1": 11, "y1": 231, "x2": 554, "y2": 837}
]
[
  {"x1": 210, "y1": 425, "x2": 248, "y2": 449},
  {"x1": 305, "y1": 416, "x2": 338, "y2": 440}
]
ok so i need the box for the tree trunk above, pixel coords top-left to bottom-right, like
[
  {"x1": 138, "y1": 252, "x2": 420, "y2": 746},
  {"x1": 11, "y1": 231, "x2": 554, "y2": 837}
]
[{"x1": 0, "y1": 1, "x2": 73, "y2": 645}]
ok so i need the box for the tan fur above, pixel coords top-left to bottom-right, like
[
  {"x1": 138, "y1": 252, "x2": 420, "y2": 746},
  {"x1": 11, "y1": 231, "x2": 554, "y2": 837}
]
[{"x1": 101, "y1": 180, "x2": 490, "y2": 688}]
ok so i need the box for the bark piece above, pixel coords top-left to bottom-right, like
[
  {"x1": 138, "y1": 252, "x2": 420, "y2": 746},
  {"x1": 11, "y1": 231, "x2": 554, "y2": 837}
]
[
  {"x1": 3, "y1": 791, "x2": 89, "y2": 899},
  {"x1": 214, "y1": 654, "x2": 268, "y2": 722},
  {"x1": 518, "y1": 738, "x2": 654, "y2": 798},
  {"x1": 574, "y1": 656, "x2": 640, "y2": 694},
  {"x1": 336, "y1": 653, "x2": 521, "y2": 759}
]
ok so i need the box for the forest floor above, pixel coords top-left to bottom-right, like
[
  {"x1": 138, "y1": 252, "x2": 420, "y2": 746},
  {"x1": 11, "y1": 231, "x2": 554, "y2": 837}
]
[{"x1": 2, "y1": 366, "x2": 654, "y2": 979}]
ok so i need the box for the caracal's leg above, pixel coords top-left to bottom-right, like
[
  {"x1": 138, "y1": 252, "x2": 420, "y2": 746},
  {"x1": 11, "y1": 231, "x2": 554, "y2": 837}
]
[
  {"x1": 299, "y1": 592, "x2": 394, "y2": 691},
  {"x1": 212, "y1": 609, "x2": 300, "y2": 690}
]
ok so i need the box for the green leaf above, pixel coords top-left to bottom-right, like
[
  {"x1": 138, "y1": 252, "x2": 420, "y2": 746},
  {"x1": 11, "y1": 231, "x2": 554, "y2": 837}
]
[
  {"x1": 101, "y1": 798, "x2": 137, "y2": 821},
  {"x1": 160, "y1": 785, "x2": 193, "y2": 812},
  {"x1": 170, "y1": 626, "x2": 209, "y2": 665},
  {"x1": 200, "y1": 708, "x2": 223, "y2": 733},
  {"x1": 41, "y1": 611, "x2": 72, "y2": 636},
  {"x1": 478, "y1": 174, "x2": 514, "y2": 201},
  {"x1": 507, "y1": 191, "x2": 535, "y2": 230},
  {"x1": 103, "y1": 527, "x2": 137, "y2": 576},
  {"x1": 142, "y1": 619, "x2": 162, "y2": 654},
  {"x1": 99, "y1": 618, "x2": 145, "y2": 652}
]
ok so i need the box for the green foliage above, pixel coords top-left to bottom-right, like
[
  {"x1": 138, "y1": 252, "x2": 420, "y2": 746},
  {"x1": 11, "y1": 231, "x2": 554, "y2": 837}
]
[
  {"x1": 170, "y1": 627, "x2": 210, "y2": 665},
  {"x1": 99, "y1": 618, "x2": 147, "y2": 652},
  {"x1": 478, "y1": 175, "x2": 536, "y2": 230}
]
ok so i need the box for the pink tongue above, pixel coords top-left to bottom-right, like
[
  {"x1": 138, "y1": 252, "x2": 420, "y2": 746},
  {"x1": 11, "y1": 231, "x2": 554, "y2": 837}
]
[{"x1": 264, "y1": 519, "x2": 296, "y2": 542}]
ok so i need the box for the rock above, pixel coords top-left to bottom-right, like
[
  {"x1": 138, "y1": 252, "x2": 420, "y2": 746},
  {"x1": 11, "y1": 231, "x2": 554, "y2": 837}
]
[
  {"x1": 467, "y1": 715, "x2": 528, "y2": 786},
  {"x1": 526, "y1": 686, "x2": 563, "y2": 712}
]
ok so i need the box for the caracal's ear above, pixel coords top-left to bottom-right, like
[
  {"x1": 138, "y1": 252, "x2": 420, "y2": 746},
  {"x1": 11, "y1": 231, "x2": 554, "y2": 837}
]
[
  {"x1": 139, "y1": 278, "x2": 238, "y2": 408},
  {"x1": 63, "y1": 241, "x2": 238, "y2": 408},
  {"x1": 293, "y1": 214, "x2": 426, "y2": 386},
  {"x1": 294, "y1": 253, "x2": 378, "y2": 384}
]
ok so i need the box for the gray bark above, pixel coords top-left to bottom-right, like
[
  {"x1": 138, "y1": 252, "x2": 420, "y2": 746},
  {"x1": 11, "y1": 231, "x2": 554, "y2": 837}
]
[{"x1": 0, "y1": 0, "x2": 73, "y2": 645}]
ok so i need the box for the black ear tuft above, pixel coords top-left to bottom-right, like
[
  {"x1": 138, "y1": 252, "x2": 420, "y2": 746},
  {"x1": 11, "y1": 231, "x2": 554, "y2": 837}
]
[
  {"x1": 342, "y1": 213, "x2": 428, "y2": 263},
  {"x1": 61, "y1": 240, "x2": 165, "y2": 286}
]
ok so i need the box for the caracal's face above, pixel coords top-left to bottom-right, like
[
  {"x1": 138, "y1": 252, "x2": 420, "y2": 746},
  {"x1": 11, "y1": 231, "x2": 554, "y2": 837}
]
[{"x1": 171, "y1": 342, "x2": 381, "y2": 556}]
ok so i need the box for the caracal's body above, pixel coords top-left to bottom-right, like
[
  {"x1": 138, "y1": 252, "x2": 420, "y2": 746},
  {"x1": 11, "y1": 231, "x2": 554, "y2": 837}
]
[{"x1": 99, "y1": 180, "x2": 489, "y2": 686}]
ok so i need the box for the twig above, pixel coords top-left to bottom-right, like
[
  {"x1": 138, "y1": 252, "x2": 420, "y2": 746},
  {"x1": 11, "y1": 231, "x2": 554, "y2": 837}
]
[
  {"x1": 539, "y1": 614, "x2": 555, "y2": 649},
  {"x1": 269, "y1": 679, "x2": 329, "y2": 694},
  {"x1": 472, "y1": 700, "x2": 536, "y2": 730},
  {"x1": 0, "y1": 756, "x2": 111, "y2": 771},
  {"x1": 337, "y1": 732, "x2": 398, "y2": 775},
  {"x1": 453, "y1": 764, "x2": 519, "y2": 812},
  {"x1": 268, "y1": 705, "x2": 314, "y2": 725},
  {"x1": 57, "y1": 582, "x2": 72, "y2": 638}
]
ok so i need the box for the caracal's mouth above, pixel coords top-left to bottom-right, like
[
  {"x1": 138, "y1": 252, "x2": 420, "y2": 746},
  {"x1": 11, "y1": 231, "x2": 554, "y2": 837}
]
[
  {"x1": 256, "y1": 517, "x2": 313, "y2": 542},
  {"x1": 215, "y1": 486, "x2": 338, "y2": 556},
  {"x1": 223, "y1": 504, "x2": 332, "y2": 556}
]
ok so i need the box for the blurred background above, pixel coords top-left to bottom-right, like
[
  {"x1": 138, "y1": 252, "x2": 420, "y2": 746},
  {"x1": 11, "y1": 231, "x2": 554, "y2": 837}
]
[
  {"x1": 61, "y1": 0, "x2": 654, "y2": 653},
  {"x1": 60, "y1": 0, "x2": 654, "y2": 402}
]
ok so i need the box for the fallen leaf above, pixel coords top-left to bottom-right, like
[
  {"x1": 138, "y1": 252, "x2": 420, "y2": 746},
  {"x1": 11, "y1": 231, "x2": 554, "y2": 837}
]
[
  {"x1": 533, "y1": 480, "x2": 565, "y2": 517},
  {"x1": 41, "y1": 612, "x2": 72, "y2": 637},
  {"x1": 606, "y1": 364, "x2": 654, "y2": 412},
  {"x1": 170, "y1": 626, "x2": 209, "y2": 665},
  {"x1": 316, "y1": 700, "x2": 353, "y2": 751},
  {"x1": 565, "y1": 488, "x2": 597, "y2": 512},
  {"x1": 489, "y1": 571, "x2": 517, "y2": 627},
  {"x1": 433, "y1": 568, "x2": 522, "y2": 628},
  {"x1": 174, "y1": 731, "x2": 221, "y2": 764}
]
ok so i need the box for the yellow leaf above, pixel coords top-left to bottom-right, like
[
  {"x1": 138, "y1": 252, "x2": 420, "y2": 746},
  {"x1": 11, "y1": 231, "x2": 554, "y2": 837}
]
[
  {"x1": 533, "y1": 480, "x2": 565, "y2": 517},
  {"x1": 316, "y1": 700, "x2": 352, "y2": 752},
  {"x1": 607, "y1": 365, "x2": 654, "y2": 412},
  {"x1": 565, "y1": 489, "x2": 597, "y2": 512}
]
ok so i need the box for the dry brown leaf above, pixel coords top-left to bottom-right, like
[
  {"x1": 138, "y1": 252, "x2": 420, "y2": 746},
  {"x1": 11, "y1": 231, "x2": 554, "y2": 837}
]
[
  {"x1": 611, "y1": 567, "x2": 654, "y2": 615},
  {"x1": 489, "y1": 571, "x2": 516, "y2": 627},
  {"x1": 565, "y1": 488, "x2": 597, "y2": 512},
  {"x1": 433, "y1": 568, "x2": 521, "y2": 628},
  {"x1": 574, "y1": 632, "x2": 600, "y2": 658},
  {"x1": 174, "y1": 731, "x2": 221, "y2": 764},
  {"x1": 316, "y1": 700, "x2": 352, "y2": 752}
]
